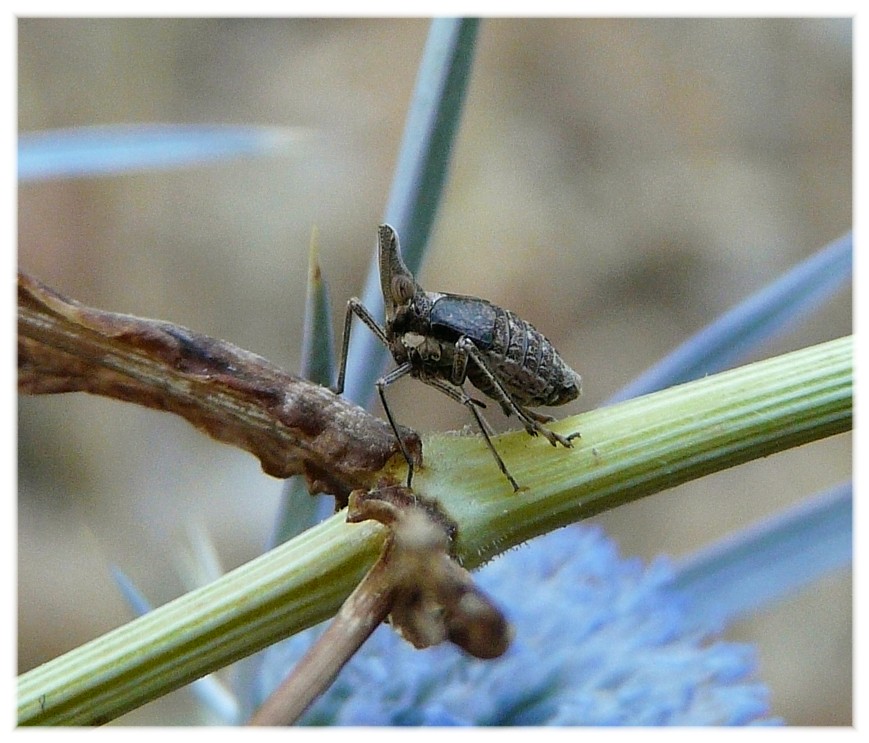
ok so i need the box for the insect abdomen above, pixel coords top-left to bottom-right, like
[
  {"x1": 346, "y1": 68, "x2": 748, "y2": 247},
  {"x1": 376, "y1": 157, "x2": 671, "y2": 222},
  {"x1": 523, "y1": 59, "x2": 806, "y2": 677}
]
[{"x1": 468, "y1": 306, "x2": 581, "y2": 408}]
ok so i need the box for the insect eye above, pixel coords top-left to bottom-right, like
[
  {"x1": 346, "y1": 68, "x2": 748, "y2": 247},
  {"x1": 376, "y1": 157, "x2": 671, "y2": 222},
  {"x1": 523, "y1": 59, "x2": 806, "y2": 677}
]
[{"x1": 391, "y1": 275, "x2": 415, "y2": 304}]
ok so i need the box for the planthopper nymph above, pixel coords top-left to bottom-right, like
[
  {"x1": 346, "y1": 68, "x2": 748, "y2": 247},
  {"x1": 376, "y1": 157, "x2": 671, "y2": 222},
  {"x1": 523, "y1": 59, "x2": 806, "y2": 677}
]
[{"x1": 334, "y1": 224, "x2": 581, "y2": 491}]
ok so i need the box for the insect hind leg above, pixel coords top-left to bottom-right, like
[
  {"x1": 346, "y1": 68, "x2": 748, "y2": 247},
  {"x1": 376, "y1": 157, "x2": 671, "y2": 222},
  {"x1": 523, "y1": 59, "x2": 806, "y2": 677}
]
[
  {"x1": 456, "y1": 337, "x2": 578, "y2": 448},
  {"x1": 522, "y1": 407, "x2": 581, "y2": 443},
  {"x1": 514, "y1": 403, "x2": 580, "y2": 446}
]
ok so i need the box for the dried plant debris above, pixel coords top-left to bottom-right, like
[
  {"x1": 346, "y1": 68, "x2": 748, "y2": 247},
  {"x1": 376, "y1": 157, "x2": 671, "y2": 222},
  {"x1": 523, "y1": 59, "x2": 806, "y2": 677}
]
[
  {"x1": 18, "y1": 271, "x2": 420, "y2": 499},
  {"x1": 348, "y1": 484, "x2": 510, "y2": 659},
  {"x1": 251, "y1": 483, "x2": 509, "y2": 725}
]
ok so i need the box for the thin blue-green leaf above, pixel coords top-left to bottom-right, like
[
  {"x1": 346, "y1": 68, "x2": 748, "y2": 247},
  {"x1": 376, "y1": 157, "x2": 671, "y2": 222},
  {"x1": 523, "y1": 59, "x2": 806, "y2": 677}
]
[
  {"x1": 110, "y1": 565, "x2": 153, "y2": 618},
  {"x1": 673, "y1": 482, "x2": 852, "y2": 629},
  {"x1": 341, "y1": 18, "x2": 479, "y2": 407},
  {"x1": 298, "y1": 227, "x2": 336, "y2": 389},
  {"x1": 18, "y1": 123, "x2": 306, "y2": 182},
  {"x1": 609, "y1": 232, "x2": 852, "y2": 404}
]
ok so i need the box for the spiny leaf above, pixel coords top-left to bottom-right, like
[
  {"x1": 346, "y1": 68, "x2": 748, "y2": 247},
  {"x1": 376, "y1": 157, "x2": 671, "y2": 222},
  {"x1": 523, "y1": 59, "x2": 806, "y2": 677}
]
[{"x1": 18, "y1": 123, "x2": 308, "y2": 181}]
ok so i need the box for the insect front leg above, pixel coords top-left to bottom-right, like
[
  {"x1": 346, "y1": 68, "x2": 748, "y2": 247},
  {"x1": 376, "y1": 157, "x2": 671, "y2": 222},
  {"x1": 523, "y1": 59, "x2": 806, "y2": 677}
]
[
  {"x1": 375, "y1": 362, "x2": 418, "y2": 488},
  {"x1": 420, "y1": 376, "x2": 521, "y2": 492},
  {"x1": 332, "y1": 299, "x2": 420, "y2": 487},
  {"x1": 455, "y1": 337, "x2": 578, "y2": 448},
  {"x1": 333, "y1": 298, "x2": 390, "y2": 395}
]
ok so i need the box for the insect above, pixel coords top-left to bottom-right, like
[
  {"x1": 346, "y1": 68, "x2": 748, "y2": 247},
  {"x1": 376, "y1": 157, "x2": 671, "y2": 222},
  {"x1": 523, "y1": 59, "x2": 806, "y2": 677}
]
[{"x1": 334, "y1": 224, "x2": 581, "y2": 491}]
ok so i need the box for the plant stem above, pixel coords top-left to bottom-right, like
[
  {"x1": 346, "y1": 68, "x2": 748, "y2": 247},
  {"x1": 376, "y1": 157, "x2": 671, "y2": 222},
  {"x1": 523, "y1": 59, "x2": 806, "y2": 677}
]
[
  {"x1": 17, "y1": 336, "x2": 852, "y2": 725},
  {"x1": 18, "y1": 270, "x2": 415, "y2": 497}
]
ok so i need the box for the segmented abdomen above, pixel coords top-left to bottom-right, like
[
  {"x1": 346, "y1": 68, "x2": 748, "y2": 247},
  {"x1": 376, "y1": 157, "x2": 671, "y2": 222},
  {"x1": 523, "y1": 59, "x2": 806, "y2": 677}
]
[{"x1": 467, "y1": 306, "x2": 581, "y2": 408}]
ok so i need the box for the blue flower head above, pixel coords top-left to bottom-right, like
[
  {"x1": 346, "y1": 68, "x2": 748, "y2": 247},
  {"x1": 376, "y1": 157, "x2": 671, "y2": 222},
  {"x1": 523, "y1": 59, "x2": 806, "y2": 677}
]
[{"x1": 256, "y1": 523, "x2": 775, "y2": 726}]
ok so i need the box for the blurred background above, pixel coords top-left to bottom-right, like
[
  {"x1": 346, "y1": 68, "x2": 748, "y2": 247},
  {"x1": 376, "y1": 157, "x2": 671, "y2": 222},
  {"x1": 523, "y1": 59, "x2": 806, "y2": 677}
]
[{"x1": 17, "y1": 18, "x2": 851, "y2": 724}]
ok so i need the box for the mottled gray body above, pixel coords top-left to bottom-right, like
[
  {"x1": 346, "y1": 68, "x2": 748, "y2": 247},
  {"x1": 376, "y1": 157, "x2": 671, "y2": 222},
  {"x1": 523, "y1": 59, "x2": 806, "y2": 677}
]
[
  {"x1": 335, "y1": 225, "x2": 582, "y2": 491},
  {"x1": 448, "y1": 301, "x2": 580, "y2": 410}
]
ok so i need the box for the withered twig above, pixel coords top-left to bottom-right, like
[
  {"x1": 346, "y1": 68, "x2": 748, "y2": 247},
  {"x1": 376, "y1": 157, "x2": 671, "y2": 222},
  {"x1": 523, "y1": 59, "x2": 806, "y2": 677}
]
[
  {"x1": 247, "y1": 552, "x2": 394, "y2": 726},
  {"x1": 18, "y1": 271, "x2": 421, "y2": 499},
  {"x1": 248, "y1": 485, "x2": 511, "y2": 726}
]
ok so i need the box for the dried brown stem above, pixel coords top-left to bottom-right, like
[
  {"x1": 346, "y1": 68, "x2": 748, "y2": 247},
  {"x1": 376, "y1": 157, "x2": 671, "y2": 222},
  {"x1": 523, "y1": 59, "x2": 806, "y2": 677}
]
[
  {"x1": 249, "y1": 485, "x2": 510, "y2": 725},
  {"x1": 247, "y1": 554, "x2": 394, "y2": 726},
  {"x1": 18, "y1": 271, "x2": 421, "y2": 499}
]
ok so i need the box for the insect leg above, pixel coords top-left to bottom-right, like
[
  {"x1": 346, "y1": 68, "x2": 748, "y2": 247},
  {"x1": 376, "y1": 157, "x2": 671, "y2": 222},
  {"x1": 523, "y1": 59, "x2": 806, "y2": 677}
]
[
  {"x1": 333, "y1": 298, "x2": 390, "y2": 395},
  {"x1": 447, "y1": 347, "x2": 491, "y2": 415},
  {"x1": 524, "y1": 409, "x2": 555, "y2": 423},
  {"x1": 332, "y1": 300, "x2": 420, "y2": 486},
  {"x1": 419, "y1": 376, "x2": 521, "y2": 492},
  {"x1": 456, "y1": 337, "x2": 577, "y2": 448},
  {"x1": 375, "y1": 362, "x2": 417, "y2": 487}
]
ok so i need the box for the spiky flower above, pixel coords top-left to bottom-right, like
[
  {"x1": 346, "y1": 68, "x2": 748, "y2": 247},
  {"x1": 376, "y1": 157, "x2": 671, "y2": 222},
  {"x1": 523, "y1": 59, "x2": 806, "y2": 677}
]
[{"x1": 256, "y1": 522, "x2": 775, "y2": 726}]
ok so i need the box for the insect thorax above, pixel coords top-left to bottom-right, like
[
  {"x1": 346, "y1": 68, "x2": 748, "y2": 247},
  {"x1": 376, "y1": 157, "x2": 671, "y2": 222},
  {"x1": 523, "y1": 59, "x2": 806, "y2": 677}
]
[{"x1": 389, "y1": 292, "x2": 452, "y2": 368}]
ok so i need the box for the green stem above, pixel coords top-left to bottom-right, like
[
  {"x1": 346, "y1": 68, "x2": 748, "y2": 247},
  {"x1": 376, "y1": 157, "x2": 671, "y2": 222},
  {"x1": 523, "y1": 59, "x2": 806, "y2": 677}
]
[
  {"x1": 424, "y1": 334, "x2": 853, "y2": 567},
  {"x1": 18, "y1": 336, "x2": 852, "y2": 725}
]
